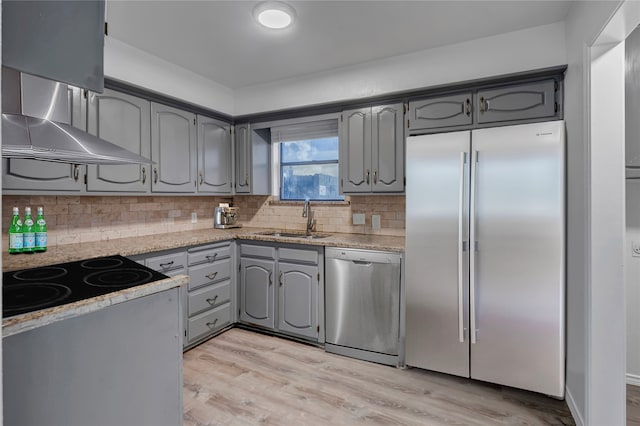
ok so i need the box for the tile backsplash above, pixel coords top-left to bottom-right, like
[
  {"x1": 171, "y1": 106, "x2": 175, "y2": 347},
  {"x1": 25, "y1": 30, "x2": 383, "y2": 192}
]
[{"x1": 2, "y1": 194, "x2": 405, "y2": 248}]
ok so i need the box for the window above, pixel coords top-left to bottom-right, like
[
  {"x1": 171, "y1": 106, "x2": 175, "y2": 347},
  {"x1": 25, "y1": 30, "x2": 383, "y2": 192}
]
[
  {"x1": 271, "y1": 117, "x2": 343, "y2": 201},
  {"x1": 280, "y1": 137, "x2": 343, "y2": 201}
]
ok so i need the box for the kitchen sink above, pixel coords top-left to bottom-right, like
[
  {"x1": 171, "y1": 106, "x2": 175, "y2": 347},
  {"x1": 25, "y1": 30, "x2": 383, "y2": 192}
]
[{"x1": 256, "y1": 231, "x2": 329, "y2": 239}]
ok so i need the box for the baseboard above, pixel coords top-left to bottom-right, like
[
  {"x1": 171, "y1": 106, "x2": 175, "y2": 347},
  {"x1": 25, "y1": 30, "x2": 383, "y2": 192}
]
[
  {"x1": 565, "y1": 386, "x2": 585, "y2": 426},
  {"x1": 627, "y1": 373, "x2": 640, "y2": 386}
]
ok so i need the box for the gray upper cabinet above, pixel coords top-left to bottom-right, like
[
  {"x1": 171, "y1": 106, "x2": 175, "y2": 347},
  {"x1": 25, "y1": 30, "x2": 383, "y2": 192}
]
[
  {"x1": 408, "y1": 92, "x2": 472, "y2": 131},
  {"x1": 340, "y1": 103, "x2": 404, "y2": 193},
  {"x1": 371, "y1": 104, "x2": 405, "y2": 192},
  {"x1": 234, "y1": 124, "x2": 270, "y2": 195},
  {"x1": 340, "y1": 108, "x2": 371, "y2": 193},
  {"x1": 87, "y1": 89, "x2": 151, "y2": 193},
  {"x1": 234, "y1": 123, "x2": 251, "y2": 194},
  {"x1": 2, "y1": 86, "x2": 86, "y2": 192},
  {"x1": 277, "y1": 262, "x2": 318, "y2": 340},
  {"x1": 197, "y1": 116, "x2": 233, "y2": 194},
  {"x1": 476, "y1": 80, "x2": 557, "y2": 124},
  {"x1": 150, "y1": 103, "x2": 197, "y2": 193}
]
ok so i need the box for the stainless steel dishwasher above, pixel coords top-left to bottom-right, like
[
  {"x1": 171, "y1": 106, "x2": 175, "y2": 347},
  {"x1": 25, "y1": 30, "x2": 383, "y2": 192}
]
[{"x1": 325, "y1": 247, "x2": 401, "y2": 366}]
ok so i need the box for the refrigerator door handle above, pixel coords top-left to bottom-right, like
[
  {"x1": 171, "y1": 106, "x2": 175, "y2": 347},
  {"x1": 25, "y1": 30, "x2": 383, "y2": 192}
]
[
  {"x1": 458, "y1": 151, "x2": 466, "y2": 343},
  {"x1": 470, "y1": 149, "x2": 478, "y2": 344}
]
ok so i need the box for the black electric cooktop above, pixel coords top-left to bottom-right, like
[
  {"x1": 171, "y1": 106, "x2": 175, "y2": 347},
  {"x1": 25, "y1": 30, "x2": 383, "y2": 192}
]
[{"x1": 2, "y1": 255, "x2": 169, "y2": 318}]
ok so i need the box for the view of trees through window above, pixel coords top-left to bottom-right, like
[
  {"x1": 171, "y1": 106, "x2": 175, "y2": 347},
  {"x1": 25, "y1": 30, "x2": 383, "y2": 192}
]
[{"x1": 280, "y1": 137, "x2": 344, "y2": 201}]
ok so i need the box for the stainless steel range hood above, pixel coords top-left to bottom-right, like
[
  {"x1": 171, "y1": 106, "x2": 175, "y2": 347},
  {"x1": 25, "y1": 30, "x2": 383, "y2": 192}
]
[{"x1": 2, "y1": 68, "x2": 153, "y2": 165}]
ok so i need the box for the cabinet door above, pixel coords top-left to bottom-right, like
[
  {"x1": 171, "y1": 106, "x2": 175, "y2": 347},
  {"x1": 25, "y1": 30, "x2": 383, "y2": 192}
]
[
  {"x1": 235, "y1": 123, "x2": 251, "y2": 194},
  {"x1": 408, "y1": 93, "x2": 472, "y2": 131},
  {"x1": 86, "y1": 89, "x2": 150, "y2": 192},
  {"x1": 150, "y1": 103, "x2": 196, "y2": 193},
  {"x1": 340, "y1": 107, "x2": 372, "y2": 193},
  {"x1": 197, "y1": 116, "x2": 233, "y2": 194},
  {"x1": 477, "y1": 80, "x2": 557, "y2": 124},
  {"x1": 277, "y1": 262, "x2": 318, "y2": 340},
  {"x1": 239, "y1": 257, "x2": 275, "y2": 329},
  {"x1": 3, "y1": 86, "x2": 86, "y2": 192},
  {"x1": 371, "y1": 103, "x2": 405, "y2": 192}
]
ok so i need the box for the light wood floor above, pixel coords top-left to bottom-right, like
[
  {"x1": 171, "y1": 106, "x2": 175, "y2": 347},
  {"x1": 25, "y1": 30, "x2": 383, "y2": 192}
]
[
  {"x1": 630, "y1": 384, "x2": 640, "y2": 426},
  {"x1": 183, "y1": 329, "x2": 575, "y2": 425}
]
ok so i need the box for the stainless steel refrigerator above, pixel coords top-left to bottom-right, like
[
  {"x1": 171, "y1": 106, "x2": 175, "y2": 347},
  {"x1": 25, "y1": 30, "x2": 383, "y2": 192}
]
[{"x1": 405, "y1": 120, "x2": 565, "y2": 398}]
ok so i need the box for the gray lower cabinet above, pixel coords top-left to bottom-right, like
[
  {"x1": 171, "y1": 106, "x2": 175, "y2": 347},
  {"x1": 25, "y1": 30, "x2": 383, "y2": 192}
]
[
  {"x1": 239, "y1": 242, "x2": 321, "y2": 341},
  {"x1": 197, "y1": 115, "x2": 233, "y2": 194},
  {"x1": 151, "y1": 102, "x2": 197, "y2": 193},
  {"x1": 340, "y1": 103, "x2": 404, "y2": 194},
  {"x1": 2, "y1": 86, "x2": 86, "y2": 192},
  {"x1": 408, "y1": 92, "x2": 473, "y2": 131},
  {"x1": 476, "y1": 79, "x2": 557, "y2": 124},
  {"x1": 239, "y1": 257, "x2": 276, "y2": 329},
  {"x1": 86, "y1": 89, "x2": 151, "y2": 192},
  {"x1": 186, "y1": 242, "x2": 234, "y2": 346},
  {"x1": 140, "y1": 241, "x2": 234, "y2": 349},
  {"x1": 277, "y1": 262, "x2": 318, "y2": 340}
]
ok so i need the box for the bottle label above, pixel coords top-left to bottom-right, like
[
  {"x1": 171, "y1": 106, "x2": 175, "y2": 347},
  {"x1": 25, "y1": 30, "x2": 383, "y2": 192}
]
[
  {"x1": 25, "y1": 219, "x2": 33, "y2": 227},
  {"x1": 36, "y1": 232, "x2": 47, "y2": 248},
  {"x1": 9, "y1": 233, "x2": 23, "y2": 249},
  {"x1": 37, "y1": 219, "x2": 46, "y2": 226},
  {"x1": 23, "y1": 232, "x2": 35, "y2": 249}
]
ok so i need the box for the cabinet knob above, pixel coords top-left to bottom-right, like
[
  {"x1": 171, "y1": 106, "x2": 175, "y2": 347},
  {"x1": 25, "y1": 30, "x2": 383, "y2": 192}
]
[
  {"x1": 199, "y1": 172, "x2": 204, "y2": 185},
  {"x1": 159, "y1": 260, "x2": 174, "y2": 268},
  {"x1": 268, "y1": 271, "x2": 273, "y2": 286},
  {"x1": 206, "y1": 272, "x2": 218, "y2": 280},
  {"x1": 206, "y1": 318, "x2": 219, "y2": 328},
  {"x1": 142, "y1": 167, "x2": 147, "y2": 184},
  {"x1": 366, "y1": 169, "x2": 370, "y2": 184},
  {"x1": 373, "y1": 170, "x2": 378, "y2": 185},
  {"x1": 465, "y1": 98, "x2": 471, "y2": 116},
  {"x1": 205, "y1": 253, "x2": 218, "y2": 262},
  {"x1": 153, "y1": 167, "x2": 158, "y2": 184},
  {"x1": 73, "y1": 164, "x2": 80, "y2": 181},
  {"x1": 279, "y1": 271, "x2": 283, "y2": 286},
  {"x1": 206, "y1": 295, "x2": 219, "y2": 305}
]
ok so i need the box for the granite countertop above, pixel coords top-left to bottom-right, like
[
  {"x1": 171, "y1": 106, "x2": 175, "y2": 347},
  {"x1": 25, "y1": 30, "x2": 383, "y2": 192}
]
[
  {"x1": 2, "y1": 227, "x2": 405, "y2": 272},
  {"x1": 3, "y1": 275, "x2": 188, "y2": 338},
  {"x1": 2, "y1": 228, "x2": 403, "y2": 336}
]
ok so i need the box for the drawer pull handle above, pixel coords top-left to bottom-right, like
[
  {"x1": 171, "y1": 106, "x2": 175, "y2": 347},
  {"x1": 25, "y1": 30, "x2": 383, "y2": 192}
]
[
  {"x1": 159, "y1": 261, "x2": 174, "y2": 268},
  {"x1": 206, "y1": 272, "x2": 218, "y2": 280},
  {"x1": 206, "y1": 318, "x2": 219, "y2": 328},
  {"x1": 206, "y1": 296, "x2": 219, "y2": 305},
  {"x1": 205, "y1": 253, "x2": 218, "y2": 262},
  {"x1": 279, "y1": 271, "x2": 283, "y2": 287}
]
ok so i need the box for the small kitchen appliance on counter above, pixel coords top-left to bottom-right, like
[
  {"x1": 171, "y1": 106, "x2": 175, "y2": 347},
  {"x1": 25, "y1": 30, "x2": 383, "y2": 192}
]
[
  {"x1": 2, "y1": 255, "x2": 169, "y2": 318},
  {"x1": 214, "y1": 204, "x2": 242, "y2": 229}
]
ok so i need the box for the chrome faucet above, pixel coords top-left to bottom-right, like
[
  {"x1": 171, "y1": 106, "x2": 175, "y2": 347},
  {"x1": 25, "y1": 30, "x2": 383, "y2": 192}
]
[{"x1": 302, "y1": 199, "x2": 315, "y2": 235}]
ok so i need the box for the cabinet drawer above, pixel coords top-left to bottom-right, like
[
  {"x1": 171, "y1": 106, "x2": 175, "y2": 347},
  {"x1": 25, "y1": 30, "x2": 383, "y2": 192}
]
[
  {"x1": 188, "y1": 280, "x2": 231, "y2": 317},
  {"x1": 408, "y1": 93, "x2": 473, "y2": 131},
  {"x1": 188, "y1": 242, "x2": 232, "y2": 266},
  {"x1": 189, "y1": 258, "x2": 232, "y2": 290},
  {"x1": 476, "y1": 80, "x2": 557, "y2": 124},
  {"x1": 278, "y1": 247, "x2": 319, "y2": 264},
  {"x1": 145, "y1": 251, "x2": 187, "y2": 274},
  {"x1": 188, "y1": 303, "x2": 231, "y2": 342},
  {"x1": 240, "y1": 243, "x2": 276, "y2": 259}
]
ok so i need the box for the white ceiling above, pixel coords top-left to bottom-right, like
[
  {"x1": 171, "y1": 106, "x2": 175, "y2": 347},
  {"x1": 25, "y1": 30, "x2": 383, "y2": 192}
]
[{"x1": 106, "y1": 1, "x2": 572, "y2": 90}]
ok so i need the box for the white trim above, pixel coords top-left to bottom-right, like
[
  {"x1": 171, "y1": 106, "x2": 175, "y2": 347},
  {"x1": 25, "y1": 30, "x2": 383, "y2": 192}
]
[
  {"x1": 628, "y1": 373, "x2": 640, "y2": 386},
  {"x1": 566, "y1": 386, "x2": 585, "y2": 426}
]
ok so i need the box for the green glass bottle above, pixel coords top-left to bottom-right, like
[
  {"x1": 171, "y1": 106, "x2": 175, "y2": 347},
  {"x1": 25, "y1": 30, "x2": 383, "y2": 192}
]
[
  {"x1": 35, "y1": 206, "x2": 47, "y2": 252},
  {"x1": 22, "y1": 207, "x2": 35, "y2": 254},
  {"x1": 8, "y1": 206, "x2": 23, "y2": 254}
]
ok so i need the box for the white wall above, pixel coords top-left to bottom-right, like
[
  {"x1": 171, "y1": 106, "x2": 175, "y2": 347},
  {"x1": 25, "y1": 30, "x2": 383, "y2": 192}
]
[
  {"x1": 104, "y1": 37, "x2": 235, "y2": 115},
  {"x1": 626, "y1": 181, "x2": 640, "y2": 385},
  {"x1": 565, "y1": 1, "x2": 632, "y2": 425},
  {"x1": 234, "y1": 22, "x2": 566, "y2": 115}
]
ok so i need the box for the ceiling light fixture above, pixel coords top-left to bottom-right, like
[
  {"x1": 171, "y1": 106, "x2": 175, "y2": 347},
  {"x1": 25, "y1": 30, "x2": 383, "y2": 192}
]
[{"x1": 254, "y1": 1, "x2": 296, "y2": 30}]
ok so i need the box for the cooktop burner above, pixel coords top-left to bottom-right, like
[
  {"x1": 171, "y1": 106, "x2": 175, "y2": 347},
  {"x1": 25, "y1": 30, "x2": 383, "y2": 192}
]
[{"x1": 3, "y1": 255, "x2": 169, "y2": 318}]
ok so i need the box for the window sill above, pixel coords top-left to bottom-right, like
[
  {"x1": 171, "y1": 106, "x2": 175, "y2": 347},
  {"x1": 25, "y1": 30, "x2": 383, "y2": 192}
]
[{"x1": 269, "y1": 199, "x2": 350, "y2": 207}]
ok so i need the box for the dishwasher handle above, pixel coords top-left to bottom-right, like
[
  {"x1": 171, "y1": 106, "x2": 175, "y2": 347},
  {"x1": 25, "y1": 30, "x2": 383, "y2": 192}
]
[
  {"x1": 325, "y1": 247, "x2": 401, "y2": 264},
  {"x1": 351, "y1": 260, "x2": 372, "y2": 266}
]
